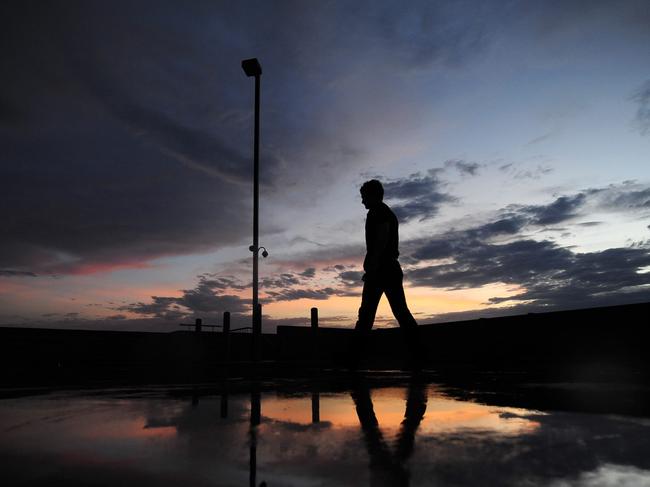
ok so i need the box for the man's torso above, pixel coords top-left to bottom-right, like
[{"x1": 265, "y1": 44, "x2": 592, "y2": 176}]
[{"x1": 364, "y1": 202, "x2": 399, "y2": 271}]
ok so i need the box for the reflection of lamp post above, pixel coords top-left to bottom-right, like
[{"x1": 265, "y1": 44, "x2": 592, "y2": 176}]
[
  {"x1": 249, "y1": 385, "x2": 261, "y2": 487},
  {"x1": 242, "y1": 58, "x2": 263, "y2": 338}
]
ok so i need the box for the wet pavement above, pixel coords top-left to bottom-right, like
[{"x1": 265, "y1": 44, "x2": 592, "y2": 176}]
[{"x1": 2, "y1": 374, "x2": 650, "y2": 486}]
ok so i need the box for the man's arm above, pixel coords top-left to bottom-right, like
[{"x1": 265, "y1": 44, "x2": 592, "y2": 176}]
[{"x1": 363, "y1": 221, "x2": 390, "y2": 278}]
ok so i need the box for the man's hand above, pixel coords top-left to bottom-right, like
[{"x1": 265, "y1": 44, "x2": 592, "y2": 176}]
[{"x1": 362, "y1": 271, "x2": 378, "y2": 283}]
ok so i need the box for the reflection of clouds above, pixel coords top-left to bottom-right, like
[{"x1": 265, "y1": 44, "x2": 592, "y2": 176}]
[
  {"x1": 262, "y1": 393, "x2": 356, "y2": 427},
  {"x1": 549, "y1": 464, "x2": 650, "y2": 487},
  {"x1": 255, "y1": 387, "x2": 650, "y2": 486},
  {"x1": 3, "y1": 387, "x2": 650, "y2": 487},
  {"x1": 417, "y1": 403, "x2": 542, "y2": 437},
  {"x1": 408, "y1": 409, "x2": 650, "y2": 487}
]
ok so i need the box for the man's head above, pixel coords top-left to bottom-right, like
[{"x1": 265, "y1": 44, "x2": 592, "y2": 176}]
[{"x1": 360, "y1": 179, "x2": 384, "y2": 209}]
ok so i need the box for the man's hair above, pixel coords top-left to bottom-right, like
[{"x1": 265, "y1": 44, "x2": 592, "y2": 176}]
[{"x1": 360, "y1": 179, "x2": 384, "y2": 200}]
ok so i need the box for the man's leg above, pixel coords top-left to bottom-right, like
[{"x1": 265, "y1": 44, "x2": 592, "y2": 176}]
[
  {"x1": 384, "y1": 268, "x2": 422, "y2": 368},
  {"x1": 395, "y1": 378, "x2": 428, "y2": 462},
  {"x1": 348, "y1": 278, "x2": 383, "y2": 369}
]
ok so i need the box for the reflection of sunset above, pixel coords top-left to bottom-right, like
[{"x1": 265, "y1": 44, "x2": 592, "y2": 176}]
[
  {"x1": 419, "y1": 402, "x2": 541, "y2": 436},
  {"x1": 262, "y1": 394, "x2": 356, "y2": 426},
  {"x1": 5, "y1": 382, "x2": 646, "y2": 487},
  {"x1": 262, "y1": 387, "x2": 541, "y2": 436}
]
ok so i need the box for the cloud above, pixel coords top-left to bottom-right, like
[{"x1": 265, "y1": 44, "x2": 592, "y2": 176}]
[
  {"x1": 178, "y1": 288, "x2": 249, "y2": 315},
  {"x1": 338, "y1": 270, "x2": 365, "y2": 287},
  {"x1": 524, "y1": 193, "x2": 586, "y2": 225},
  {"x1": 194, "y1": 275, "x2": 249, "y2": 291},
  {"x1": 121, "y1": 183, "x2": 650, "y2": 320},
  {"x1": 444, "y1": 159, "x2": 482, "y2": 176},
  {"x1": 409, "y1": 234, "x2": 650, "y2": 310},
  {"x1": 121, "y1": 275, "x2": 250, "y2": 320},
  {"x1": 383, "y1": 170, "x2": 456, "y2": 222},
  {"x1": 631, "y1": 80, "x2": 650, "y2": 135},
  {"x1": 398, "y1": 184, "x2": 650, "y2": 311},
  {"x1": 416, "y1": 192, "x2": 591, "y2": 247},
  {"x1": 499, "y1": 163, "x2": 554, "y2": 180},
  {"x1": 265, "y1": 287, "x2": 356, "y2": 302},
  {"x1": 121, "y1": 297, "x2": 186, "y2": 320},
  {"x1": 0, "y1": 9, "x2": 262, "y2": 273},
  {"x1": 0, "y1": 0, "x2": 497, "y2": 274},
  {"x1": 0, "y1": 270, "x2": 37, "y2": 277},
  {"x1": 261, "y1": 273, "x2": 301, "y2": 289},
  {"x1": 471, "y1": 215, "x2": 530, "y2": 239},
  {"x1": 300, "y1": 267, "x2": 316, "y2": 278},
  {"x1": 587, "y1": 182, "x2": 650, "y2": 211}
]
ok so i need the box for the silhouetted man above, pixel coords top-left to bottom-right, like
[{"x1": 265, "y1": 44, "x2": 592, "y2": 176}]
[{"x1": 349, "y1": 179, "x2": 421, "y2": 370}]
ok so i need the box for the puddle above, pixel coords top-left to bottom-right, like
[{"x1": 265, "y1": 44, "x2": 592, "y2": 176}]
[{"x1": 2, "y1": 379, "x2": 650, "y2": 486}]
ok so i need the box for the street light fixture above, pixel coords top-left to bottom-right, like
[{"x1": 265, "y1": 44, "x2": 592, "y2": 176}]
[{"x1": 242, "y1": 58, "x2": 262, "y2": 77}]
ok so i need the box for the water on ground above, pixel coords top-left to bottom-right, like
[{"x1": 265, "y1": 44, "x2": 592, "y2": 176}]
[{"x1": 2, "y1": 376, "x2": 650, "y2": 486}]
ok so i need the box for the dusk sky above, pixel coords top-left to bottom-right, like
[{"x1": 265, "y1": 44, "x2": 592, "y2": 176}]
[{"x1": 2, "y1": 0, "x2": 649, "y2": 332}]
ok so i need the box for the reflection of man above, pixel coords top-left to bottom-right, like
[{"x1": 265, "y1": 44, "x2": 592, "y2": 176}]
[
  {"x1": 351, "y1": 378, "x2": 428, "y2": 486},
  {"x1": 349, "y1": 179, "x2": 421, "y2": 370}
]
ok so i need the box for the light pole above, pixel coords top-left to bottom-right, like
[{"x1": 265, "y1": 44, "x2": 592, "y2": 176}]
[{"x1": 242, "y1": 58, "x2": 263, "y2": 351}]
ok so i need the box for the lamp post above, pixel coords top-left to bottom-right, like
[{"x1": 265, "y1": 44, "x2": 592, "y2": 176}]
[{"x1": 242, "y1": 58, "x2": 263, "y2": 347}]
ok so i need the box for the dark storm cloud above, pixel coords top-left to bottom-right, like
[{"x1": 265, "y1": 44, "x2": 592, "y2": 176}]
[
  {"x1": 261, "y1": 273, "x2": 301, "y2": 289},
  {"x1": 632, "y1": 80, "x2": 650, "y2": 135},
  {"x1": 523, "y1": 193, "x2": 586, "y2": 225},
  {"x1": 299, "y1": 267, "x2": 316, "y2": 278},
  {"x1": 178, "y1": 285, "x2": 249, "y2": 314},
  {"x1": 383, "y1": 170, "x2": 456, "y2": 222},
  {"x1": 338, "y1": 270, "x2": 365, "y2": 287},
  {"x1": 409, "y1": 233, "x2": 650, "y2": 310},
  {"x1": 410, "y1": 238, "x2": 569, "y2": 289},
  {"x1": 1, "y1": 0, "x2": 492, "y2": 274},
  {"x1": 265, "y1": 288, "x2": 336, "y2": 302},
  {"x1": 121, "y1": 297, "x2": 184, "y2": 320},
  {"x1": 471, "y1": 215, "x2": 530, "y2": 239},
  {"x1": 121, "y1": 275, "x2": 249, "y2": 319},
  {"x1": 118, "y1": 182, "x2": 650, "y2": 317},
  {"x1": 383, "y1": 171, "x2": 443, "y2": 199},
  {"x1": 194, "y1": 275, "x2": 249, "y2": 291},
  {"x1": 412, "y1": 192, "x2": 589, "y2": 249},
  {"x1": 399, "y1": 183, "x2": 650, "y2": 311},
  {"x1": 0, "y1": 270, "x2": 37, "y2": 277},
  {"x1": 265, "y1": 287, "x2": 358, "y2": 303},
  {"x1": 0, "y1": 2, "x2": 257, "y2": 272},
  {"x1": 471, "y1": 192, "x2": 591, "y2": 238}
]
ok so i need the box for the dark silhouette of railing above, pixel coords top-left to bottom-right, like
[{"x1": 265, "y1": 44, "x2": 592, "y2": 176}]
[{"x1": 177, "y1": 304, "x2": 321, "y2": 366}]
